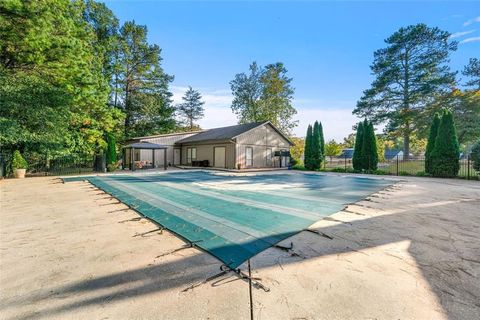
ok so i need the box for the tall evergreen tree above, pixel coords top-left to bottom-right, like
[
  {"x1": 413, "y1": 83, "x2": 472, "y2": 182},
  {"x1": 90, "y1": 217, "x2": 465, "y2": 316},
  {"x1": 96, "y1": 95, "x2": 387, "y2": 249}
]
[
  {"x1": 0, "y1": 0, "x2": 122, "y2": 159},
  {"x1": 431, "y1": 110, "x2": 460, "y2": 177},
  {"x1": 361, "y1": 120, "x2": 378, "y2": 171},
  {"x1": 318, "y1": 121, "x2": 325, "y2": 160},
  {"x1": 463, "y1": 58, "x2": 480, "y2": 90},
  {"x1": 177, "y1": 86, "x2": 205, "y2": 130},
  {"x1": 115, "y1": 21, "x2": 175, "y2": 138},
  {"x1": 425, "y1": 113, "x2": 440, "y2": 174},
  {"x1": 353, "y1": 24, "x2": 457, "y2": 160},
  {"x1": 352, "y1": 121, "x2": 364, "y2": 171},
  {"x1": 105, "y1": 133, "x2": 117, "y2": 169},
  {"x1": 304, "y1": 125, "x2": 313, "y2": 170},
  {"x1": 312, "y1": 121, "x2": 322, "y2": 170}
]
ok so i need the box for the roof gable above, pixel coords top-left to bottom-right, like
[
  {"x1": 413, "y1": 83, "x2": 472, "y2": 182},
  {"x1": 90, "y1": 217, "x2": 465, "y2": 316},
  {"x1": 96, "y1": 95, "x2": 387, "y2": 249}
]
[{"x1": 176, "y1": 122, "x2": 266, "y2": 144}]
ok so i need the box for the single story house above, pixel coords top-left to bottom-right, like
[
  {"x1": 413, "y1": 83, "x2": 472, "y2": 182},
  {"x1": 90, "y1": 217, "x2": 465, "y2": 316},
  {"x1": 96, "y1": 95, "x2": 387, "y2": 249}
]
[
  {"x1": 339, "y1": 148, "x2": 354, "y2": 159},
  {"x1": 125, "y1": 121, "x2": 294, "y2": 170},
  {"x1": 384, "y1": 149, "x2": 404, "y2": 160}
]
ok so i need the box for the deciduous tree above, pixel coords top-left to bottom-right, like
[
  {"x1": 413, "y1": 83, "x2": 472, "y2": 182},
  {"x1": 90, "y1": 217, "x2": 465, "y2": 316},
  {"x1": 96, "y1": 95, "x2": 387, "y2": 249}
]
[
  {"x1": 230, "y1": 62, "x2": 298, "y2": 134},
  {"x1": 325, "y1": 140, "x2": 343, "y2": 162}
]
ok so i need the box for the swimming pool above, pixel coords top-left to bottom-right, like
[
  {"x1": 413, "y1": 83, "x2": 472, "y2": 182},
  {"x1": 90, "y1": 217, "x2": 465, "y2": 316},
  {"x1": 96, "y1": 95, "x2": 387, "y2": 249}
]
[{"x1": 64, "y1": 171, "x2": 393, "y2": 268}]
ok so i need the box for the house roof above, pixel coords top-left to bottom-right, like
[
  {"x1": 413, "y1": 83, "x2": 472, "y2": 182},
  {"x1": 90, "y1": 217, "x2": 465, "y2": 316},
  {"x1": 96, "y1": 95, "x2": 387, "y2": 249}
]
[
  {"x1": 175, "y1": 121, "x2": 294, "y2": 145},
  {"x1": 339, "y1": 148, "x2": 354, "y2": 158},
  {"x1": 384, "y1": 149, "x2": 402, "y2": 159},
  {"x1": 122, "y1": 142, "x2": 167, "y2": 149}
]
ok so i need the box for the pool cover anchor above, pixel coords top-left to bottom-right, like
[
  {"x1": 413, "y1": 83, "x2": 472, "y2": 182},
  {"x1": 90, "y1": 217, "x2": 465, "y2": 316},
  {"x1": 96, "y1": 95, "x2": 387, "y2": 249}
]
[
  {"x1": 133, "y1": 228, "x2": 163, "y2": 237},
  {"x1": 181, "y1": 264, "x2": 270, "y2": 293},
  {"x1": 155, "y1": 240, "x2": 203, "y2": 259},
  {"x1": 304, "y1": 228, "x2": 334, "y2": 240}
]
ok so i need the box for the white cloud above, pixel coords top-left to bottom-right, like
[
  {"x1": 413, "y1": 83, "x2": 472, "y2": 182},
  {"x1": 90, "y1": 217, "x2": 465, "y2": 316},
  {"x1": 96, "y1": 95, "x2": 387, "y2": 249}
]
[
  {"x1": 460, "y1": 36, "x2": 480, "y2": 44},
  {"x1": 293, "y1": 107, "x2": 361, "y2": 141},
  {"x1": 171, "y1": 85, "x2": 374, "y2": 141},
  {"x1": 449, "y1": 29, "x2": 476, "y2": 39},
  {"x1": 463, "y1": 16, "x2": 480, "y2": 26}
]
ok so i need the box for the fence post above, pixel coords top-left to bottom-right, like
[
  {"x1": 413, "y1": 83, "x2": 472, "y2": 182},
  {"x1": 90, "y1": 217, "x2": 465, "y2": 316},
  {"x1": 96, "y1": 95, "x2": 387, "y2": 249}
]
[
  {"x1": 396, "y1": 156, "x2": 399, "y2": 176},
  {"x1": 467, "y1": 155, "x2": 470, "y2": 180},
  {"x1": 344, "y1": 154, "x2": 347, "y2": 173}
]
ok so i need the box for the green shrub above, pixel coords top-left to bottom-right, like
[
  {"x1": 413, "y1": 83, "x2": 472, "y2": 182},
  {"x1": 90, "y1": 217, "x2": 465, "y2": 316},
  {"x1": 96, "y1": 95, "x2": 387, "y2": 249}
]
[
  {"x1": 431, "y1": 110, "x2": 460, "y2": 178},
  {"x1": 415, "y1": 171, "x2": 430, "y2": 177},
  {"x1": 330, "y1": 167, "x2": 347, "y2": 173},
  {"x1": 373, "y1": 169, "x2": 389, "y2": 175},
  {"x1": 399, "y1": 171, "x2": 411, "y2": 176},
  {"x1": 471, "y1": 140, "x2": 480, "y2": 172},
  {"x1": 107, "y1": 163, "x2": 118, "y2": 172},
  {"x1": 292, "y1": 164, "x2": 307, "y2": 171},
  {"x1": 290, "y1": 157, "x2": 299, "y2": 166},
  {"x1": 12, "y1": 150, "x2": 27, "y2": 170}
]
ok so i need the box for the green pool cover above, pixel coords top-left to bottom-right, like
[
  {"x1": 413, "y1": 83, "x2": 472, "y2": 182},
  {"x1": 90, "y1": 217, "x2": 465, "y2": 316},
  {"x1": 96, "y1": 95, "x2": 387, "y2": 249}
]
[{"x1": 64, "y1": 171, "x2": 392, "y2": 268}]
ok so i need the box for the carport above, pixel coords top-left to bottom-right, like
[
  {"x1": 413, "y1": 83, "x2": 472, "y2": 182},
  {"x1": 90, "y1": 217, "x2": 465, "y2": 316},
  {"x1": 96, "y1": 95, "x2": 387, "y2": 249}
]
[{"x1": 123, "y1": 142, "x2": 168, "y2": 171}]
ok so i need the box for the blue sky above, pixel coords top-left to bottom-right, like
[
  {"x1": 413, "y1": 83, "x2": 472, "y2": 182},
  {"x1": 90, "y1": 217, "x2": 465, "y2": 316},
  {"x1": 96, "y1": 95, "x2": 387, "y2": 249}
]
[{"x1": 106, "y1": 1, "x2": 480, "y2": 140}]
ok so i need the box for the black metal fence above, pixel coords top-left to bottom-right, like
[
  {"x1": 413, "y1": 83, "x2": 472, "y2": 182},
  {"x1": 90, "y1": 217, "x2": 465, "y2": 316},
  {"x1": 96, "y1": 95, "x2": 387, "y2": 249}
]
[
  {"x1": 323, "y1": 155, "x2": 479, "y2": 180},
  {"x1": 0, "y1": 153, "x2": 105, "y2": 177}
]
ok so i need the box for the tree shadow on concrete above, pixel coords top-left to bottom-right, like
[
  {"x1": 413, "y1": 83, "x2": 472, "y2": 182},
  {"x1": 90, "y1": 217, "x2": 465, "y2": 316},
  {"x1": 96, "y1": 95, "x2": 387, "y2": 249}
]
[{"x1": 3, "y1": 178, "x2": 480, "y2": 320}]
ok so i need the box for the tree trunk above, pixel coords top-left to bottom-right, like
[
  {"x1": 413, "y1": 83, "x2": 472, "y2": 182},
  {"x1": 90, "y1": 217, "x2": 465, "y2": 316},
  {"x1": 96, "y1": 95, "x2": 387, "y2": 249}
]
[{"x1": 403, "y1": 129, "x2": 410, "y2": 161}]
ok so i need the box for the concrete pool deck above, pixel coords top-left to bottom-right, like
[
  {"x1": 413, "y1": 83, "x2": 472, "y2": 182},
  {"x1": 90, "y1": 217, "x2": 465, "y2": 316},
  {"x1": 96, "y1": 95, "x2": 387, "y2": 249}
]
[{"x1": 1, "y1": 172, "x2": 479, "y2": 319}]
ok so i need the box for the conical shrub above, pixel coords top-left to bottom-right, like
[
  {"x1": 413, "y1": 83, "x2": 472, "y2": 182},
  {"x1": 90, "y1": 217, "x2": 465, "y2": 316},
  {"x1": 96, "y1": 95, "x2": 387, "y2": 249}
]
[
  {"x1": 431, "y1": 110, "x2": 460, "y2": 177},
  {"x1": 352, "y1": 121, "x2": 364, "y2": 171},
  {"x1": 425, "y1": 113, "x2": 440, "y2": 174}
]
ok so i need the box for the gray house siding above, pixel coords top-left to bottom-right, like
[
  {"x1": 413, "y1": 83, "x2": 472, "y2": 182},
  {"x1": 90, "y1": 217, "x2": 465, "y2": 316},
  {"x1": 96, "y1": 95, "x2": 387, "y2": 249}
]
[
  {"x1": 180, "y1": 142, "x2": 236, "y2": 169},
  {"x1": 235, "y1": 123, "x2": 291, "y2": 168},
  {"x1": 137, "y1": 132, "x2": 198, "y2": 167}
]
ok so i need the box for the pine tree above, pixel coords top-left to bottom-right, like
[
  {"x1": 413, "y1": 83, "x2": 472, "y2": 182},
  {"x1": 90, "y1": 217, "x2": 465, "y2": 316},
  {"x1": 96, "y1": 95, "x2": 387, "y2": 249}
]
[
  {"x1": 431, "y1": 110, "x2": 460, "y2": 177},
  {"x1": 352, "y1": 122, "x2": 364, "y2": 171},
  {"x1": 106, "y1": 133, "x2": 117, "y2": 169},
  {"x1": 312, "y1": 121, "x2": 322, "y2": 170},
  {"x1": 304, "y1": 125, "x2": 313, "y2": 169},
  {"x1": 353, "y1": 24, "x2": 457, "y2": 159},
  {"x1": 425, "y1": 113, "x2": 440, "y2": 174},
  {"x1": 318, "y1": 121, "x2": 325, "y2": 165},
  {"x1": 177, "y1": 86, "x2": 205, "y2": 130}
]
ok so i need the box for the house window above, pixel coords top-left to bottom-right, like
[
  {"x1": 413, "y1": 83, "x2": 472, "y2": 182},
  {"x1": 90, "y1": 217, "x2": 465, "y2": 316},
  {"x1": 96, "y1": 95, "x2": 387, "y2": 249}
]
[
  {"x1": 266, "y1": 148, "x2": 272, "y2": 165},
  {"x1": 187, "y1": 147, "x2": 197, "y2": 164},
  {"x1": 246, "y1": 147, "x2": 253, "y2": 167}
]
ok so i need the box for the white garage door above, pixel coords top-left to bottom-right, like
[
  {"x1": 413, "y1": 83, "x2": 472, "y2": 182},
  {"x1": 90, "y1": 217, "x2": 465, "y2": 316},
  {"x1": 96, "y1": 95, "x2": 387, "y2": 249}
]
[{"x1": 214, "y1": 147, "x2": 226, "y2": 168}]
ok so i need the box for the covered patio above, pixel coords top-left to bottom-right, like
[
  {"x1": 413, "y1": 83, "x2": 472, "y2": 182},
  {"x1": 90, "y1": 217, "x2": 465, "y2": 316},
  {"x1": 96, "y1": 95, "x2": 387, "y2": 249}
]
[{"x1": 122, "y1": 142, "x2": 168, "y2": 171}]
